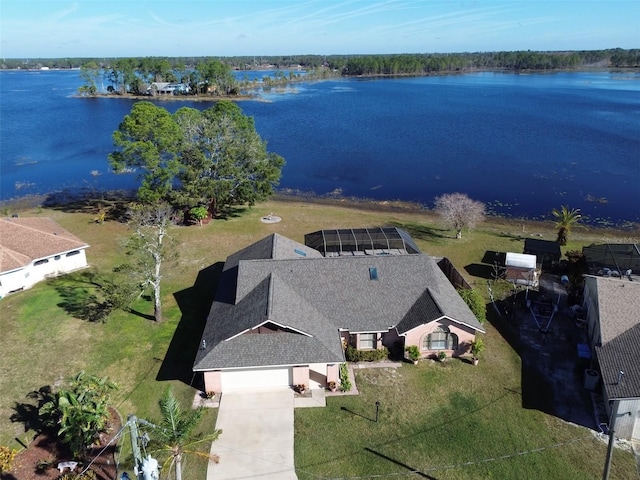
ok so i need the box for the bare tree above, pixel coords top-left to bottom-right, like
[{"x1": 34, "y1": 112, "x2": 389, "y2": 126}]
[
  {"x1": 434, "y1": 193, "x2": 485, "y2": 239},
  {"x1": 124, "y1": 203, "x2": 175, "y2": 322}
]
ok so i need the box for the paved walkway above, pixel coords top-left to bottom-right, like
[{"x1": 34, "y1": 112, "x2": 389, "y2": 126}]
[{"x1": 207, "y1": 389, "x2": 298, "y2": 480}]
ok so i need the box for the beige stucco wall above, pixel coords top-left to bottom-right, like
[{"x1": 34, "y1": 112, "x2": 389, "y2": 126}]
[
  {"x1": 293, "y1": 365, "x2": 310, "y2": 387},
  {"x1": 326, "y1": 364, "x2": 339, "y2": 384},
  {"x1": 203, "y1": 370, "x2": 222, "y2": 393},
  {"x1": 403, "y1": 318, "x2": 476, "y2": 358}
]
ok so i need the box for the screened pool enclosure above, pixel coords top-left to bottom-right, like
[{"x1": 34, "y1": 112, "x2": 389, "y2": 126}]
[{"x1": 304, "y1": 227, "x2": 421, "y2": 257}]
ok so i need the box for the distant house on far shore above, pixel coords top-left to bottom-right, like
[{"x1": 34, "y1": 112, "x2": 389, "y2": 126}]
[
  {"x1": 147, "y1": 82, "x2": 190, "y2": 96},
  {"x1": 0, "y1": 217, "x2": 89, "y2": 297}
]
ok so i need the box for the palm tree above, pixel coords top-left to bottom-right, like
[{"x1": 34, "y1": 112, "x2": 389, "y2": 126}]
[
  {"x1": 151, "y1": 388, "x2": 221, "y2": 480},
  {"x1": 551, "y1": 206, "x2": 581, "y2": 245}
]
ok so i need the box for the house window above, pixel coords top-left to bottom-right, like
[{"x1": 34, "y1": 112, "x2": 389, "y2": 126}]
[
  {"x1": 54, "y1": 255, "x2": 61, "y2": 261},
  {"x1": 34, "y1": 259, "x2": 49, "y2": 266},
  {"x1": 66, "y1": 251, "x2": 80, "y2": 257},
  {"x1": 360, "y1": 333, "x2": 377, "y2": 350},
  {"x1": 423, "y1": 326, "x2": 458, "y2": 350}
]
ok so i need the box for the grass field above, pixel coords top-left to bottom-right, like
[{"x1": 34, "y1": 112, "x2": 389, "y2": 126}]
[{"x1": 0, "y1": 197, "x2": 638, "y2": 479}]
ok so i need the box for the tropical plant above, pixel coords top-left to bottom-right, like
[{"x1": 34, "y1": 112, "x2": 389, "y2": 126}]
[
  {"x1": 38, "y1": 371, "x2": 117, "y2": 459},
  {"x1": 437, "y1": 351, "x2": 447, "y2": 362},
  {"x1": 434, "y1": 193, "x2": 485, "y2": 239},
  {"x1": 151, "y1": 387, "x2": 221, "y2": 480},
  {"x1": 551, "y1": 205, "x2": 581, "y2": 245},
  {"x1": 405, "y1": 345, "x2": 420, "y2": 363},
  {"x1": 189, "y1": 206, "x2": 208, "y2": 226},
  {"x1": 470, "y1": 338, "x2": 486, "y2": 360}
]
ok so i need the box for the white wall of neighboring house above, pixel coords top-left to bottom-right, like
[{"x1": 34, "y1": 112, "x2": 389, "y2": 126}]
[
  {"x1": 606, "y1": 397, "x2": 640, "y2": 441},
  {"x1": 0, "y1": 248, "x2": 87, "y2": 297},
  {"x1": 0, "y1": 268, "x2": 28, "y2": 297}
]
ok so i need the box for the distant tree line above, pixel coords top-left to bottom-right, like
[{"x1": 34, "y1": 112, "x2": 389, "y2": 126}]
[{"x1": 2, "y1": 48, "x2": 638, "y2": 73}]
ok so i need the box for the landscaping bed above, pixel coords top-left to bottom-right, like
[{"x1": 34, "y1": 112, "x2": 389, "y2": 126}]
[{"x1": 7, "y1": 408, "x2": 121, "y2": 480}]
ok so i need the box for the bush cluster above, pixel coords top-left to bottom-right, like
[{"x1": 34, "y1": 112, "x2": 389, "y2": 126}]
[
  {"x1": 339, "y1": 363, "x2": 352, "y2": 392},
  {"x1": 345, "y1": 345, "x2": 389, "y2": 362},
  {"x1": 457, "y1": 288, "x2": 487, "y2": 324}
]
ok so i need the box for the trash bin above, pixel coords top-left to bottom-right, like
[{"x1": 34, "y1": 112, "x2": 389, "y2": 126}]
[{"x1": 584, "y1": 369, "x2": 600, "y2": 390}]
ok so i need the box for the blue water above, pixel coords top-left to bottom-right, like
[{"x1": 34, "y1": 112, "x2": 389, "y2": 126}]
[{"x1": 1, "y1": 69, "x2": 639, "y2": 226}]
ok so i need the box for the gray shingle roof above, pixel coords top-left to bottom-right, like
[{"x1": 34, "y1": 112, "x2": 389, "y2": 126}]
[
  {"x1": 596, "y1": 324, "x2": 640, "y2": 399},
  {"x1": 223, "y1": 233, "x2": 322, "y2": 272},
  {"x1": 591, "y1": 277, "x2": 640, "y2": 345},
  {"x1": 589, "y1": 276, "x2": 640, "y2": 399},
  {"x1": 194, "y1": 233, "x2": 484, "y2": 371}
]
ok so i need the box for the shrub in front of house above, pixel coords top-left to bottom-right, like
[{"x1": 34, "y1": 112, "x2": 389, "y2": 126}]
[
  {"x1": 339, "y1": 363, "x2": 352, "y2": 392},
  {"x1": 345, "y1": 345, "x2": 389, "y2": 362},
  {"x1": 457, "y1": 287, "x2": 487, "y2": 324}
]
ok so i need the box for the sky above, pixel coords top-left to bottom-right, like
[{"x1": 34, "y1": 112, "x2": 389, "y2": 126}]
[{"x1": 1, "y1": 0, "x2": 638, "y2": 59}]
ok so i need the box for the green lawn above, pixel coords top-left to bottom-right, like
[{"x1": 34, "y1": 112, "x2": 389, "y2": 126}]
[{"x1": 0, "y1": 198, "x2": 637, "y2": 479}]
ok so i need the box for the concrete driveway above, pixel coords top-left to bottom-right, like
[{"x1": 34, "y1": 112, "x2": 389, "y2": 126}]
[{"x1": 207, "y1": 389, "x2": 298, "y2": 480}]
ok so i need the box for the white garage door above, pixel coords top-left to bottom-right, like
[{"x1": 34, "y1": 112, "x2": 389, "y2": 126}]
[{"x1": 221, "y1": 367, "x2": 292, "y2": 391}]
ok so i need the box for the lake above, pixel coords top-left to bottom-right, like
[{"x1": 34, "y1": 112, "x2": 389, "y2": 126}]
[{"x1": 1, "y1": 69, "x2": 638, "y2": 226}]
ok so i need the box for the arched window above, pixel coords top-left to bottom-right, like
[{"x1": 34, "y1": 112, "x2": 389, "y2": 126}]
[{"x1": 422, "y1": 326, "x2": 458, "y2": 350}]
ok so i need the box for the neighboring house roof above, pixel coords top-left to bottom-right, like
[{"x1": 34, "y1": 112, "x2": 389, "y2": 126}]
[
  {"x1": 506, "y1": 253, "x2": 536, "y2": 269},
  {"x1": 194, "y1": 232, "x2": 484, "y2": 371},
  {"x1": 596, "y1": 325, "x2": 640, "y2": 400},
  {"x1": 588, "y1": 276, "x2": 640, "y2": 399},
  {"x1": 588, "y1": 276, "x2": 640, "y2": 345},
  {"x1": 523, "y1": 239, "x2": 561, "y2": 258},
  {"x1": 0, "y1": 217, "x2": 88, "y2": 274},
  {"x1": 583, "y1": 243, "x2": 640, "y2": 276}
]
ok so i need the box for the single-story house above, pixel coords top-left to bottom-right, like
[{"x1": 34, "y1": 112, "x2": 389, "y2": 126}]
[
  {"x1": 0, "y1": 217, "x2": 89, "y2": 297},
  {"x1": 147, "y1": 82, "x2": 190, "y2": 95},
  {"x1": 523, "y1": 238, "x2": 561, "y2": 271},
  {"x1": 582, "y1": 275, "x2": 640, "y2": 442},
  {"x1": 504, "y1": 252, "x2": 539, "y2": 287},
  {"x1": 193, "y1": 229, "x2": 485, "y2": 392}
]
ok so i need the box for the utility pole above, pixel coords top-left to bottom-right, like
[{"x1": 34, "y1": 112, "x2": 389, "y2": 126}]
[
  {"x1": 126, "y1": 415, "x2": 160, "y2": 480},
  {"x1": 602, "y1": 399, "x2": 629, "y2": 480},
  {"x1": 128, "y1": 415, "x2": 143, "y2": 472}
]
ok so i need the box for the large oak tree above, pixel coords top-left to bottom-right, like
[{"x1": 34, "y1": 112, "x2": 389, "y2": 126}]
[
  {"x1": 172, "y1": 101, "x2": 285, "y2": 217},
  {"x1": 110, "y1": 100, "x2": 284, "y2": 217}
]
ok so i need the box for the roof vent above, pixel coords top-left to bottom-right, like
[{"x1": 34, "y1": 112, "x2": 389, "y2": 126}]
[{"x1": 369, "y1": 267, "x2": 378, "y2": 281}]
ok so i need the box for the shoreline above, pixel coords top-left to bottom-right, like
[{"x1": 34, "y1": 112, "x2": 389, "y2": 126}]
[{"x1": 2, "y1": 188, "x2": 638, "y2": 238}]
